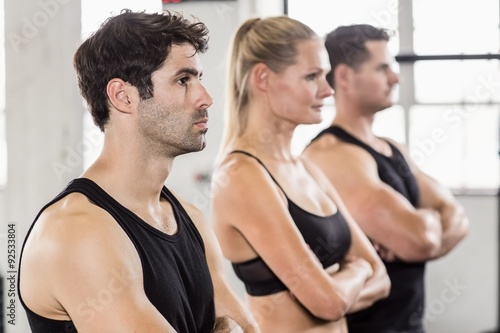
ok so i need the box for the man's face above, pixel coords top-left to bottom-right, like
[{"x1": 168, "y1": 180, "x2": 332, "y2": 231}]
[
  {"x1": 137, "y1": 43, "x2": 213, "y2": 157},
  {"x1": 351, "y1": 40, "x2": 399, "y2": 113}
]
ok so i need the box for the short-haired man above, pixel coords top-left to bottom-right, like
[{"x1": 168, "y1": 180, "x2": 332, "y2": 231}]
[
  {"x1": 303, "y1": 24, "x2": 469, "y2": 332},
  {"x1": 19, "y1": 10, "x2": 259, "y2": 333}
]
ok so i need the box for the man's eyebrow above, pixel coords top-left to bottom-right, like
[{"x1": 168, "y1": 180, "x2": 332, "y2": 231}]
[{"x1": 174, "y1": 67, "x2": 202, "y2": 77}]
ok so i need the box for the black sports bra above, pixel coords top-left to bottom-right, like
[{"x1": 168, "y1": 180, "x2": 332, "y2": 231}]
[{"x1": 229, "y1": 150, "x2": 352, "y2": 296}]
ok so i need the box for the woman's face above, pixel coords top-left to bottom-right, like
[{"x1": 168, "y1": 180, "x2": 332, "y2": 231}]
[{"x1": 266, "y1": 39, "x2": 333, "y2": 126}]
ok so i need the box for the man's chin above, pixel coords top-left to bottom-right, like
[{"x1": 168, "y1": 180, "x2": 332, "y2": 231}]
[{"x1": 186, "y1": 140, "x2": 207, "y2": 154}]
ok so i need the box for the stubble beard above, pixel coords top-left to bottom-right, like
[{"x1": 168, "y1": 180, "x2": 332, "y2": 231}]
[{"x1": 138, "y1": 99, "x2": 208, "y2": 157}]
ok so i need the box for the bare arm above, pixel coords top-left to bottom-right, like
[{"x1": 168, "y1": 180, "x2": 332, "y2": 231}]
[
  {"x1": 390, "y1": 139, "x2": 469, "y2": 259},
  {"x1": 20, "y1": 194, "x2": 176, "y2": 332},
  {"x1": 304, "y1": 141, "x2": 444, "y2": 263},
  {"x1": 211, "y1": 156, "x2": 373, "y2": 321},
  {"x1": 175, "y1": 195, "x2": 260, "y2": 333},
  {"x1": 413, "y1": 168, "x2": 469, "y2": 259}
]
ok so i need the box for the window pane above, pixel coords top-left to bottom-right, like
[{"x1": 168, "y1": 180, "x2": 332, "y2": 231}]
[
  {"x1": 409, "y1": 105, "x2": 499, "y2": 190},
  {"x1": 373, "y1": 104, "x2": 406, "y2": 144},
  {"x1": 414, "y1": 60, "x2": 500, "y2": 104},
  {"x1": 409, "y1": 106, "x2": 464, "y2": 188},
  {"x1": 413, "y1": 0, "x2": 500, "y2": 54},
  {"x1": 463, "y1": 60, "x2": 500, "y2": 104},
  {"x1": 462, "y1": 106, "x2": 499, "y2": 188}
]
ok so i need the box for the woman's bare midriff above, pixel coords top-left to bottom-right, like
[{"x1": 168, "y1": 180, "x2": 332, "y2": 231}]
[{"x1": 247, "y1": 291, "x2": 347, "y2": 333}]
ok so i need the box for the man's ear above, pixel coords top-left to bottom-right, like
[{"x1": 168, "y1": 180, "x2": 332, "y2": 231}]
[
  {"x1": 250, "y1": 63, "x2": 271, "y2": 92},
  {"x1": 334, "y1": 63, "x2": 353, "y2": 91},
  {"x1": 106, "y1": 79, "x2": 137, "y2": 114}
]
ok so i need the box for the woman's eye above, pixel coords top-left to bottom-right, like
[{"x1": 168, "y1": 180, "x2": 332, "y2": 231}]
[{"x1": 306, "y1": 73, "x2": 316, "y2": 81}]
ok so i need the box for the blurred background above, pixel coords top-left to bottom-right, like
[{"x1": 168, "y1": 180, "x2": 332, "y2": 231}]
[{"x1": 0, "y1": 0, "x2": 498, "y2": 332}]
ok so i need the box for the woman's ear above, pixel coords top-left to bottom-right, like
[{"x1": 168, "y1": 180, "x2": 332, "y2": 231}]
[
  {"x1": 106, "y1": 79, "x2": 137, "y2": 114},
  {"x1": 251, "y1": 63, "x2": 270, "y2": 92}
]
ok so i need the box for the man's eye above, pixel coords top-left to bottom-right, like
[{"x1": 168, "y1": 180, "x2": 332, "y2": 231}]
[{"x1": 178, "y1": 77, "x2": 188, "y2": 85}]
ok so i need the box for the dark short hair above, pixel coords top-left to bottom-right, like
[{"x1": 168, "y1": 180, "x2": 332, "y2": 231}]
[
  {"x1": 74, "y1": 9, "x2": 209, "y2": 131},
  {"x1": 324, "y1": 24, "x2": 390, "y2": 88}
]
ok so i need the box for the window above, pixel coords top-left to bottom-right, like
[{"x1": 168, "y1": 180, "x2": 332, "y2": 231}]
[{"x1": 288, "y1": 0, "x2": 500, "y2": 191}]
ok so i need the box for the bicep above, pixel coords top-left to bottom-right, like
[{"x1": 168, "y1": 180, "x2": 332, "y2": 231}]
[
  {"x1": 388, "y1": 139, "x2": 455, "y2": 211},
  {"x1": 309, "y1": 148, "x2": 432, "y2": 257},
  {"x1": 414, "y1": 168, "x2": 456, "y2": 210}
]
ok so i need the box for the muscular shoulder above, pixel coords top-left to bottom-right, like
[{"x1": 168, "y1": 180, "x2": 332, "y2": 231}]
[
  {"x1": 22, "y1": 192, "x2": 137, "y2": 278},
  {"x1": 28, "y1": 193, "x2": 118, "y2": 245},
  {"x1": 20, "y1": 192, "x2": 140, "y2": 318},
  {"x1": 304, "y1": 133, "x2": 377, "y2": 173}
]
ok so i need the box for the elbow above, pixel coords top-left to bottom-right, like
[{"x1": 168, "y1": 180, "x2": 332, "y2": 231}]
[
  {"x1": 308, "y1": 291, "x2": 349, "y2": 321},
  {"x1": 418, "y1": 235, "x2": 442, "y2": 259},
  {"x1": 399, "y1": 235, "x2": 441, "y2": 262}
]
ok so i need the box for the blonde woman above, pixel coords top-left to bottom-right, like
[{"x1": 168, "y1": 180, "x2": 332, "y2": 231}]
[{"x1": 210, "y1": 16, "x2": 391, "y2": 333}]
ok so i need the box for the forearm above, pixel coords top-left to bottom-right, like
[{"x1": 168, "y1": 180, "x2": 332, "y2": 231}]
[
  {"x1": 433, "y1": 204, "x2": 469, "y2": 258},
  {"x1": 407, "y1": 208, "x2": 443, "y2": 260},
  {"x1": 327, "y1": 259, "x2": 372, "y2": 311},
  {"x1": 347, "y1": 264, "x2": 390, "y2": 313}
]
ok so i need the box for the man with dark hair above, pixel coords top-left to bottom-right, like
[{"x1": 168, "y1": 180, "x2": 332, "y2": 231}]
[
  {"x1": 18, "y1": 10, "x2": 259, "y2": 333},
  {"x1": 303, "y1": 24, "x2": 468, "y2": 332}
]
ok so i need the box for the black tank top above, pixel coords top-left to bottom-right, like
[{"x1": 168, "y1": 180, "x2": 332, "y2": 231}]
[
  {"x1": 230, "y1": 150, "x2": 352, "y2": 296},
  {"x1": 312, "y1": 126, "x2": 425, "y2": 333},
  {"x1": 18, "y1": 178, "x2": 215, "y2": 333}
]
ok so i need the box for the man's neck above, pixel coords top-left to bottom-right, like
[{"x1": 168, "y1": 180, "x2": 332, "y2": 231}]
[
  {"x1": 81, "y1": 141, "x2": 175, "y2": 210},
  {"x1": 332, "y1": 113, "x2": 376, "y2": 144}
]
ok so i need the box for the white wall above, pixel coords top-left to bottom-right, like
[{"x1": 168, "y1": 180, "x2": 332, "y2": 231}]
[
  {"x1": 3, "y1": 0, "x2": 82, "y2": 331},
  {"x1": 425, "y1": 195, "x2": 498, "y2": 333}
]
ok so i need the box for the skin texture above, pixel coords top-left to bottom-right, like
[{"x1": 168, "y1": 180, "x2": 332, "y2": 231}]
[
  {"x1": 212, "y1": 39, "x2": 390, "y2": 333},
  {"x1": 303, "y1": 40, "x2": 469, "y2": 265},
  {"x1": 19, "y1": 43, "x2": 259, "y2": 333}
]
